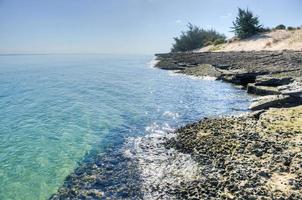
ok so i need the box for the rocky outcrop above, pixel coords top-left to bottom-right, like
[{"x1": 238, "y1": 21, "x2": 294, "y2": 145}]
[
  {"x1": 155, "y1": 51, "x2": 302, "y2": 199},
  {"x1": 254, "y1": 76, "x2": 293, "y2": 86},
  {"x1": 165, "y1": 106, "x2": 302, "y2": 199},
  {"x1": 155, "y1": 51, "x2": 302, "y2": 110},
  {"x1": 247, "y1": 83, "x2": 280, "y2": 96},
  {"x1": 278, "y1": 81, "x2": 302, "y2": 97},
  {"x1": 249, "y1": 95, "x2": 302, "y2": 110}
]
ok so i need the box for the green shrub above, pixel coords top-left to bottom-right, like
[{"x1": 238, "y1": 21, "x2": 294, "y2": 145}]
[
  {"x1": 275, "y1": 24, "x2": 286, "y2": 30},
  {"x1": 287, "y1": 26, "x2": 295, "y2": 31},
  {"x1": 231, "y1": 8, "x2": 262, "y2": 39},
  {"x1": 204, "y1": 41, "x2": 213, "y2": 46},
  {"x1": 259, "y1": 27, "x2": 271, "y2": 33},
  {"x1": 213, "y1": 38, "x2": 225, "y2": 45},
  {"x1": 171, "y1": 23, "x2": 226, "y2": 52}
]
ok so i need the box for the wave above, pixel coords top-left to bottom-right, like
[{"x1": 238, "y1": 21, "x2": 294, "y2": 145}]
[
  {"x1": 123, "y1": 122, "x2": 201, "y2": 199},
  {"x1": 148, "y1": 57, "x2": 160, "y2": 68},
  {"x1": 162, "y1": 111, "x2": 180, "y2": 119},
  {"x1": 168, "y1": 71, "x2": 217, "y2": 80}
]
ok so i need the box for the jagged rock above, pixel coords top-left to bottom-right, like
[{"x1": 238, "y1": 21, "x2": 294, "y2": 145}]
[
  {"x1": 249, "y1": 95, "x2": 293, "y2": 110},
  {"x1": 255, "y1": 76, "x2": 293, "y2": 86},
  {"x1": 220, "y1": 71, "x2": 263, "y2": 85},
  {"x1": 278, "y1": 81, "x2": 302, "y2": 97},
  {"x1": 155, "y1": 59, "x2": 184, "y2": 70},
  {"x1": 247, "y1": 83, "x2": 280, "y2": 95}
]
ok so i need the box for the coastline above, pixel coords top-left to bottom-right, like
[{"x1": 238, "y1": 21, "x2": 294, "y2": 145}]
[
  {"x1": 155, "y1": 51, "x2": 302, "y2": 199},
  {"x1": 50, "y1": 51, "x2": 302, "y2": 199}
]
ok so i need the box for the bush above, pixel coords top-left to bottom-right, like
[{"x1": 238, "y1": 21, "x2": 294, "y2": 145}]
[
  {"x1": 171, "y1": 23, "x2": 226, "y2": 52},
  {"x1": 203, "y1": 41, "x2": 213, "y2": 46},
  {"x1": 231, "y1": 8, "x2": 262, "y2": 39},
  {"x1": 259, "y1": 27, "x2": 271, "y2": 33},
  {"x1": 275, "y1": 24, "x2": 286, "y2": 30},
  {"x1": 213, "y1": 38, "x2": 225, "y2": 45},
  {"x1": 287, "y1": 26, "x2": 295, "y2": 31}
]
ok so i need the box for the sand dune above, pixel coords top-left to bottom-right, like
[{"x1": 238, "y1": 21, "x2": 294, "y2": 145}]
[{"x1": 198, "y1": 29, "x2": 302, "y2": 52}]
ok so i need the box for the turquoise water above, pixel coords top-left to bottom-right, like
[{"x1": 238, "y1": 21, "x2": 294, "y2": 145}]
[{"x1": 0, "y1": 55, "x2": 251, "y2": 199}]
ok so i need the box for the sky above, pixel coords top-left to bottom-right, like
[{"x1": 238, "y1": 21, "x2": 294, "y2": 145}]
[{"x1": 0, "y1": 0, "x2": 301, "y2": 54}]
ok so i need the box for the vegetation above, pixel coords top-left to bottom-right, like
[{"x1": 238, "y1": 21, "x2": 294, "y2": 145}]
[
  {"x1": 275, "y1": 24, "x2": 286, "y2": 30},
  {"x1": 171, "y1": 23, "x2": 225, "y2": 52},
  {"x1": 203, "y1": 41, "x2": 213, "y2": 46},
  {"x1": 259, "y1": 27, "x2": 271, "y2": 33},
  {"x1": 170, "y1": 8, "x2": 300, "y2": 51},
  {"x1": 213, "y1": 38, "x2": 225, "y2": 46},
  {"x1": 231, "y1": 8, "x2": 262, "y2": 39}
]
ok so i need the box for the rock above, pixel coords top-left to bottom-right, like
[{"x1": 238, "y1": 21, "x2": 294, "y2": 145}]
[
  {"x1": 155, "y1": 59, "x2": 185, "y2": 70},
  {"x1": 179, "y1": 64, "x2": 222, "y2": 78},
  {"x1": 247, "y1": 83, "x2": 280, "y2": 95},
  {"x1": 220, "y1": 70, "x2": 265, "y2": 85},
  {"x1": 213, "y1": 64, "x2": 230, "y2": 69},
  {"x1": 249, "y1": 95, "x2": 293, "y2": 110},
  {"x1": 255, "y1": 76, "x2": 293, "y2": 86},
  {"x1": 278, "y1": 81, "x2": 302, "y2": 97}
]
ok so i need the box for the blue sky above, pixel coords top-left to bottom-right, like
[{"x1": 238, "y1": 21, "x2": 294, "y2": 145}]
[{"x1": 0, "y1": 0, "x2": 301, "y2": 54}]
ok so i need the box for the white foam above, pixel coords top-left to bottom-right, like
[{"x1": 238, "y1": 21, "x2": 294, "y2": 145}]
[
  {"x1": 123, "y1": 122, "x2": 201, "y2": 199},
  {"x1": 148, "y1": 57, "x2": 160, "y2": 68},
  {"x1": 168, "y1": 71, "x2": 217, "y2": 81},
  {"x1": 163, "y1": 111, "x2": 180, "y2": 119}
]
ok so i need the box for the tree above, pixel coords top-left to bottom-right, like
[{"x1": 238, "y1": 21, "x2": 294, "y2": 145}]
[
  {"x1": 171, "y1": 23, "x2": 225, "y2": 52},
  {"x1": 231, "y1": 8, "x2": 262, "y2": 39},
  {"x1": 275, "y1": 24, "x2": 286, "y2": 30}
]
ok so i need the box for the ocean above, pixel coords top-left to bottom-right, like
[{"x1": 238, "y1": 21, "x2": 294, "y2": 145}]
[{"x1": 0, "y1": 54, "x2": 251, "y2": 199}]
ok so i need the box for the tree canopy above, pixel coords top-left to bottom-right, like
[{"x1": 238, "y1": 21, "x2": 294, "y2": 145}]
[
  {"x1": 171, "y1": 23, "x2": 225, "y2": 52},
  {"x1": 231, "y1": 8, "x2": 262, "y2": 39}
]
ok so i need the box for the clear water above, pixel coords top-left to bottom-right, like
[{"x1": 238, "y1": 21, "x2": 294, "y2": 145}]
[{"x1": 0, "y1": 55, "x2": 252, "y2": 200}]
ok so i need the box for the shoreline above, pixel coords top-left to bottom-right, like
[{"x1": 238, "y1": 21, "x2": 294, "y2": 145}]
[
  {"x1": 155, "y1": 51, "x2": 302, "y2": 199},
  {"x1": 51, "y1": 51, "x2": 301, "y2": 199}
]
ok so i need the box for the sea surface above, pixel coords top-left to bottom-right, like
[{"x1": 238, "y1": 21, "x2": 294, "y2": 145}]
[{"x1": 0, "y1": 55, "x2": 252, "y2": 199}]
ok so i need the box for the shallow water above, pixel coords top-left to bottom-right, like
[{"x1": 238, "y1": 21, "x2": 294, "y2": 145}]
[{"x1": 0, "y1": 54, "x2": 252, "y2": 199}]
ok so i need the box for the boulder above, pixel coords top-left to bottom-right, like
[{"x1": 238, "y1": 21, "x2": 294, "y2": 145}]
[
  {"x1": 255, "y1": 76, "x2": 293, "y2": 86},
  {"x1": 247, "y1": 83, "x2": 280, "y2": 96}
]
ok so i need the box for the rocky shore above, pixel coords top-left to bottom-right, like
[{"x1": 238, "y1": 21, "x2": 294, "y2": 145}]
[
  {"x1": 51, "y1": 51, "x2": 301, "y2": 199},
  {"x1": 156, "y1": 51, "x2": 302, "y2": 199},
  {"x1": 155, "y1": 51, "x2": 302, "y2": 110},
  {"x1": 166, "y1": 106, "x2": 302, "y2": 199}
]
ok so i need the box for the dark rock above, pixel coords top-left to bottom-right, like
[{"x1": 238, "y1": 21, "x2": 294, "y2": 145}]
[
  {"x1": 247, "y1": 83, "x2": 280, "y2": 95},
  {"x1": 249, "y1": 95, "x2": 302, "y2": 110},
  {"x1": 255, "y1": 76, "x2": 293, "y2": 86}
]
